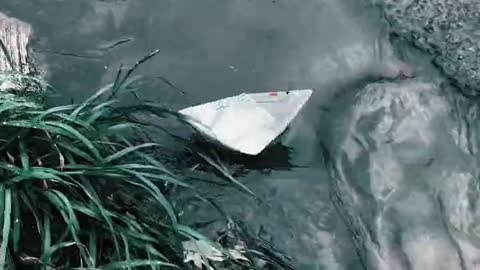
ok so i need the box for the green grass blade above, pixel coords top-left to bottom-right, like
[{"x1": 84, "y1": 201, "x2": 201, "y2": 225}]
[
  {"x1": 76, "y1": 177, "x2": 121, "y2": 260},
  {"x1": 0, "y1": 185, "x2": 5, "y2": 222},
  {"x1": 54, "y1": 141, "x2": 96, "y2": 163},
  {"x1": 123, "y1": 171, "x2": 177, "y2": 225},
  {"x1": 44, "y1": 121, "x2": 103, "y2": 161},
  {"x1": 36, "y1": 104, "x2": 78, "y2": 119},
  {"x1": 43, "y1": 190, "x2": 93, "y2": 267},
  {"x1": 19, "y1": 140, "x2": 29, "y2": 170},
  {"x1": 0, "y1": 120, "x2": 67, "y2": 137},
  {"x1": 116, "y1": 227, "x2": 157, "y2": 243},
  {"x1": 70, "y1": 203, "x2": 100, "y2": 220},
  {"x1": 120, "y1": 233, "x2": 131, "y2": 270},
  {"x1": 11, "y1": 191, "x2": 20, "y2": 252},
  {"x1": 43, "y1": 190, "x2": 80, "y2": 231},
  {"x1": 135, "y1": 172, "x2": 189, "y2": 188},
  {"x1": 0, "y1": 162, "x2": 21, "y2": 175},
  {"x1": 8, "y1": 167, "x2": 65, "y2": 184},
  {"x1": 101, "y1": 259, "x2": 178, "y2": 270},
  {"x1": 104, "y1": 143, "x2": 159, "y2": 163},
  {"x1": 135, "y1": 152, "x2": 176, "y2": 177},
  {"x1": 89, "y1": 231, "x2": 97, "y2": 267},
  {"x1": 175, "y1": 225, "x2": 211, "y2": 241},
  {"x1": 112, "y1": 49, "x2": 160, "y2": 96},
  {"x1": 104, "y1": 123, "x2": 139, "y2": 135},
  {"x1": 146, "y1": 249, "x2": 158, "y2": 270},
  {"x1": 42, "y1": 209, "x2": 51, "y2": 258},
  {"x1": 85, "y1": 100, "x2": 117, "y2": 124},
  {"x1": 198, "y1": 152, "x2": 255, "y2": 197},
  {"x1": 0, "y1": 102, "x2": 27, "y2": 115},
  {"x1": 71, "y1": 83, "x2": 113, "y2": 119},
  {"x1": 19, "y1": 191, "x2": 42, "y2": 235},
  {"x1": 40, "y1": 241, "x2": 77, "y2": 263},
  {"x1": 0, "y1": 188, "x2": 11, "y2": 268},
  {"x1": 52, "y1": 113, "x2": 95, "y2": 131}
]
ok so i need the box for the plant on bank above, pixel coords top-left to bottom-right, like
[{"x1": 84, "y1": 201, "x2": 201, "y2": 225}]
[
  {"x1": 0, "y1": 51, "x2": 187, "y2": 269},
  {"x1": 0, "y1": 51, "x2": 294, "y2": 270}
]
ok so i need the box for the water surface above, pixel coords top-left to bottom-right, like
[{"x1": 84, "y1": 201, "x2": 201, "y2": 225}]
[{"x1": 3, "y1": 0, "x2": 480, "y2": 269}]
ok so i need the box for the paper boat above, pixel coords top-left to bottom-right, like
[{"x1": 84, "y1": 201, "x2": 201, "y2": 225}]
[{"x1": 179, "y1": 89, "x2": 313, "y2": 155}]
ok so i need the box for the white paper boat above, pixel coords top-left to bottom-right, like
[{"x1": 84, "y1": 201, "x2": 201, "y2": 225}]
[{"x1": 179, "y1": 89, "x2": 313, "y2": 155}]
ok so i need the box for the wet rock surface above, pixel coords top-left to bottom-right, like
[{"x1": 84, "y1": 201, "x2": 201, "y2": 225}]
[
  {"x1": 323, "y1": 78, "x2": 480, "y2": 269},
  {"x1": 378, "y1": 0, "x2": 480, "y2": 96},
  {"x1": 0, "y1": 12, "x2": 34, "y2": 74}
]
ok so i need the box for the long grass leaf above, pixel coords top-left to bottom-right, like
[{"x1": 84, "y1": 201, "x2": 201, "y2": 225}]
[
  {"x1": 71, "y1": 83, "x2": 113, "y2": 118},
  {"x1": 199, "y1": 152, "x2": 255, "y2": 197},
  {"x1": 136, "y1": 172, "x2": 189, "y2": 188},
  {"x1": 104, "y1": 143, "x2": 159, "y2": 163},
  {"x1": 11, "y1": 191, "x2": 20, "y2": 252},
  {"x1": 43, "y1": 190, "x2": 93, "y2": 267},
  {"x1": 123, "y1": 170, "x2": 177, "y2": 225},
  {"x1": 44, "y1": 121, "x2": 102, "y2": 161},
  {"x1": 86, "y1": 100, "x2": 117, "y2": 124},
  {"x1": 53, "y1": 113, "x2": 95, "y2": 131},
  {"x1": 101, "y1": 259, "x2": 177, "y2": 270},
  {"x1": 44, "y1": 190, "x2": 80, "y2": 231},
  {"x1": 0, "y1": 188, "x2": 11, "y2": 268},
  {"x1": 0, "y1": 102, "x2": 27, "y2": 115},
  {"x1": 120, "y1": 233, "x2": 131, "y2": 270},
  {"x1": 89, "y1": 231, "x2": 97, "y2": 267},
  {"x1": 77, "y1": 177, "x2": 121, "y2": 260},
  {"x1": 19, "y1": 140, "x2": 29, "y2": 170},
  {"x1": 105, "y1": 123, "x2": 138, "y2": 134},
  {"x1": 113, "y1": 49, "x2": 160, "y2": 96},
  {"x1": 135, "y1": 152, "x2": 176, "y2": 177},
  {"x1": 54, "y1": 141, "x2": 96, "y2": 163},
  {"x1": 42, "y1": 209, "x2": 51, "y2": 258},
  {"x1": 9, "y1": 169, "x2": 64, "y2": 184},
  {"x1": 36, "y1": 104, "x2": 78, "y2": 119},
  {"x1": 0, "y1": 120, "x2": 66, "y2": 137},
  {"x1": 175, "y1": 225, "x2": 211, "y2": 241},
  {"x1": 40, "y1": 241, "x2": 77, "y2": 262},
  {"x1": 19, "y1": 191, "x2": 42, "y2": 235},
  {"x1": 0, "y1": 186, "x2": 4, "y2": 222}
]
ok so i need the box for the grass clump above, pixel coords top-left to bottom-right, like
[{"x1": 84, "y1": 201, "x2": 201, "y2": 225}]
[
  {"x1": 0, "y1": 51, "x2": 295, "y2": 270},
  {"x1": 0, "y1": 54, "x2": 193, "y2": 269}
]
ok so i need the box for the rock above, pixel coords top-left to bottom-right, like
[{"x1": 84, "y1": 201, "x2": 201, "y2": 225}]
[
  {"x1": 377, "y1": 0, "x2": 480, "y2": 96},
  {"x1": 0, "y1": 13, "x2": 46, "y2": 95},
  {"x1": 0, "y1": 12, "x2": 34, "y2": 74}
]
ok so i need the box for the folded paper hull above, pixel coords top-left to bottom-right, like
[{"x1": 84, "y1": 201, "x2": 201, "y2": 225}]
[{"x1": 179, "y1": 89, "x2": 313, "y2": 155}]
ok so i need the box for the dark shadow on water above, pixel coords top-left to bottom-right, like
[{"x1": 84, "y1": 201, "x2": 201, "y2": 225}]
[{"x1": 175, "y1": 134, "x2": 298, "y2": 178}]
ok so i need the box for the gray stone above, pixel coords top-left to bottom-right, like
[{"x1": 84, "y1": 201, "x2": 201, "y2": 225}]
[
  {"x1": 0, "y1": 12, "x2": 34, "y2": 74},
  {"x1": 377, "y1": 0, "x2": 480, "y2": 96}
]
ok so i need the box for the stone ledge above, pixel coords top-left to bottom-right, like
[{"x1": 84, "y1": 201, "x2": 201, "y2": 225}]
[{"x1": 0, "y1": 12, "x2": 34, "y2": 74}]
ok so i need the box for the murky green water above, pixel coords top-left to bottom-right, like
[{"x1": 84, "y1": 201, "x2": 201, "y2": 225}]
[{"x1": 3, "y1": 0, "x2": 480, "y2": 269}]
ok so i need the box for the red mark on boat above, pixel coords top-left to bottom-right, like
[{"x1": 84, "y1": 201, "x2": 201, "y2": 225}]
[{"x1": 269, "y1": 92, "x2": 278, "y2": 97}]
